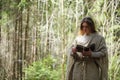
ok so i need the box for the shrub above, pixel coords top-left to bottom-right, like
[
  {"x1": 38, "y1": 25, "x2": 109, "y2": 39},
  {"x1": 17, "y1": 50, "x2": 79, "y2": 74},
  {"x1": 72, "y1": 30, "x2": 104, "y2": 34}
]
[
  {"x1": 24, "y1": 56, "x2": 62, "y2": 80},
  {"x1": 109, "y1": 54, "x2": 120, "y2": 80}
]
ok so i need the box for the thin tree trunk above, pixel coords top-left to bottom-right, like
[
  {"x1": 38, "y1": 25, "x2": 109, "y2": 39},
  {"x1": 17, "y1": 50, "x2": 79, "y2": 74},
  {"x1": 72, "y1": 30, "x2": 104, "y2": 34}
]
[
  {"x1": 0, "y1": 0, "x2": 2, "y2": 74},
  {"x1": 60, "y1": 0, "x2": 65, "y2": 80},
  {"x1": 0, "y1": 0, "x2": 2, "y2": 43},
  {"x1": 45, "y1": 1, "x2": 49, "y2": 57},
  {"x1": 15, "y1": 2, "x2": 23, "y2": 79},
  {"x1": 12, "y1": 13, "x2": 18, "y2": 80},
  {"x1": 0, "y1": 21, "x2": 1, "y2": 45},
  {"x1": 35, "y1": 29, "x2": 38, "y2": 60},
  {"x1": 24, "y1": 6, "x2": 29, "y2": 65},
  {"x1": 7, "y1": 24, "x2": 10, "y2": 53},
  {"x1": 19, "y1": 10, "x2": 23, "y2": 80}
]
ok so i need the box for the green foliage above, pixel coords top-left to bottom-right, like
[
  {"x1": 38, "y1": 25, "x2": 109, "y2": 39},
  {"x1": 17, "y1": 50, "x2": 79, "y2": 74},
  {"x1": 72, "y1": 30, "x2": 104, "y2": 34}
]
[
  {"x1": 24, "y1": 56, "x2": 62, "y2": 80},
  {"x1": 109, "y1": 54, "x2": 120, "y2": 80},
  {"x1": 18, "y1": 0, "x2": 32, "y2": 10}
]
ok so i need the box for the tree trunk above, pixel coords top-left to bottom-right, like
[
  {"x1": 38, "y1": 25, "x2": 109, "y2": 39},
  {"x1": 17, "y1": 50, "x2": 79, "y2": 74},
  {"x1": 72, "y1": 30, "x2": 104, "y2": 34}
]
[
  {"x1": 24, "y1": 6, "x2": 29, "y2": 65},
  {"x1": 12, "y1": 13, "x2": 18, "y2": 80},
  {"x1": 12, "y1": 0, "x2": 23, "y2": 79},
  {"x1": 0, "y1": 0, "x2": 2, "y2": 43}
]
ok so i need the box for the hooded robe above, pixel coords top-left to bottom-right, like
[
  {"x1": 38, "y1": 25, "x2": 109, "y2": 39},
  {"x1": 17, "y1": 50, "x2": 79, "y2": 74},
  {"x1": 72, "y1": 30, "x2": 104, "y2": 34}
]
[{"x1": 66, "y1": 33, "x2": 108, "y2": 80}]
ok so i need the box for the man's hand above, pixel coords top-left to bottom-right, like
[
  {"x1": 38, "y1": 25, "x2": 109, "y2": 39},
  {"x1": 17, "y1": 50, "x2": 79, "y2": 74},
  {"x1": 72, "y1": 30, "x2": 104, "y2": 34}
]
[{"x1": 82, "y1": 50, "x2": 92, "y2": 56}]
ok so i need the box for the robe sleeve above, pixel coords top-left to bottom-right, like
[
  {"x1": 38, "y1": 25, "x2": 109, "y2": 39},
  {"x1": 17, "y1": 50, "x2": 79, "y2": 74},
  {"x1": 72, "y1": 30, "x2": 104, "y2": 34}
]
[{"x1": 91, "y1": 37, "x2": 107, "y2": 58}]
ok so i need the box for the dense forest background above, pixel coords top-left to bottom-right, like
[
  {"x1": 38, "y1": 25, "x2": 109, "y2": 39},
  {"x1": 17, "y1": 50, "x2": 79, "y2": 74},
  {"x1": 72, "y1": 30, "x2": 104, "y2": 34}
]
[{"x1": 0, "y1": 0, "x2": 120, "y2": 80}]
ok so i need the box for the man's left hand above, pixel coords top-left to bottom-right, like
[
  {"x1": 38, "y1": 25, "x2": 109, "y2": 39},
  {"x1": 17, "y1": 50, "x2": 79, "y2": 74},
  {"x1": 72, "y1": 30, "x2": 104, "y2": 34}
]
[{"x1": 82, "y1": 50, "x2": 92, "y2": 56}]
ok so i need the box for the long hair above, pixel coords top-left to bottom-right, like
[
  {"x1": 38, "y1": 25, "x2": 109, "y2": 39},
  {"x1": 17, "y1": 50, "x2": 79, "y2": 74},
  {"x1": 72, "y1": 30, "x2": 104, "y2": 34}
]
[{"x1": 80, "y1": 17, "x2": 97, "y2": 35}]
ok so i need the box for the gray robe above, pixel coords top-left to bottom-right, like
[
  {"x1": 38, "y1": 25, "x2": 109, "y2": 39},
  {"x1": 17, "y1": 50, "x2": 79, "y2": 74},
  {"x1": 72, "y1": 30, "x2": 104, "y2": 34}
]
[{"x1": 66, "y1": 33, "x2": 108, "y2": 80}]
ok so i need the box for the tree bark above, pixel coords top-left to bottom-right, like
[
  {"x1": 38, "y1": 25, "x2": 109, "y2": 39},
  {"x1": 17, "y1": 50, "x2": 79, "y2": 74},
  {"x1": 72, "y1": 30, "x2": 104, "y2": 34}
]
[
  {"x1": 24, "y1": 6, "x2": 29, "y2": 65},
  {"x1": 12, "y1": 13, "x2": 18, "y2": 80},
  {"x1": 0, "y1": 0, "x2": 2, "y2": 43}
]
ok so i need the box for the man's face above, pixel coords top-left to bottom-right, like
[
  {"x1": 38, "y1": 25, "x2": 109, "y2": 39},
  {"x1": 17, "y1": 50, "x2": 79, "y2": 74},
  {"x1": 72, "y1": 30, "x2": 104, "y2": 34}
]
[{"x1": 82, "y1": 22, "x2": 91, "y2": 35}]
